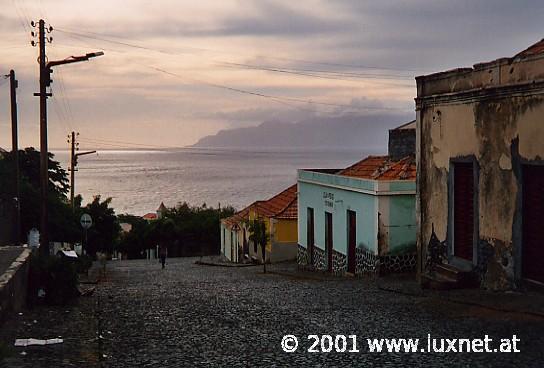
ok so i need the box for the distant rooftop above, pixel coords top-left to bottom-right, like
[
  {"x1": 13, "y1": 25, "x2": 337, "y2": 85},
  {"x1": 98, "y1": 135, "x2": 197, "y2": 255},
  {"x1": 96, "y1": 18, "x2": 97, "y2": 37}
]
[
  {"x1": 391, "y1": 120, "x2": 416, "y2": 130},
  {"x1": 142, "y1": 213, "x2": 158, "y2": 220},
  {"x1": 222, "y1": 184, "x2": 298, "y2": 228},
  {"x1": 338, "y1": 155, "x2": 416, "y2": 181},
  {"x1": 253, "y1": 184, "x2": 297, "y2": 219}
]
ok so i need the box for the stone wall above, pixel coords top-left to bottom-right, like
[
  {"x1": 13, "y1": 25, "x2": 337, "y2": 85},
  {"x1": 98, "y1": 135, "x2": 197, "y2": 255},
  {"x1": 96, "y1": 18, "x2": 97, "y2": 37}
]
[
  {"x1": 0, "y1": 248, "x2": 31, "y2": 324},
  {"x1": 298, "y1": 245, "x2": 415, "y2": 276},
  {"x1": 331, "y1": 250, "x2": 347, "y2": 276}
]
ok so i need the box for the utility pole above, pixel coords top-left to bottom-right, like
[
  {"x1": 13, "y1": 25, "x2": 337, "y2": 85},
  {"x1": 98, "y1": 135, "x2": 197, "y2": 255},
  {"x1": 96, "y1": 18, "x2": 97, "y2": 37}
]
[
  {"x1": 70, "y1": 131, "x2": 76, "y2": 209},
  {"x1": 31, "y1": 19, "x2": 103, "y2": 255},
  {"x1": 37, "y1": 19, "x2": 50, "y2": 255},
  {"x1": 9, "y1": 70, "x2": 20, "y2": 246},
  {"x1": 68, "y1": 131, "x2": 96, "y2": 210}
]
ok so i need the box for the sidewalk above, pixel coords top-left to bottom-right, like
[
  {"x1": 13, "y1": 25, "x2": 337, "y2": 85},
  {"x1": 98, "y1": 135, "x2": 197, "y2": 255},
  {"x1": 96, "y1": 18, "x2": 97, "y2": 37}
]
[
  {"x1": 377, "y1": 275, "x2": 544, "y2": 318},
  {"x1": 268, "y1": 266, "x2": 544, "y2": 318}
]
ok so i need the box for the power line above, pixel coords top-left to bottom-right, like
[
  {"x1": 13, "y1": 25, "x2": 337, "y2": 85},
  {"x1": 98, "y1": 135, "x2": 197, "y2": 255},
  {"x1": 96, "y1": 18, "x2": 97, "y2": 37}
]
[
  {"x1": 146, "y1": 64, "x2": 407, "y2": 111},
  {"x1": 54, "y1": 28, "x2": 414, "y2": 111},
  {"x1": 56, "y1": 27, "x2": 429, "y2": 73},
  {"x1": 56, "y1": 28, "x2": 175, "y2": 56},
  {"x1": 78, "y1": 137, "x2": 171, "y2": 149},
  {"x1": 220, "y1": 62, "x2": 415, "y2": 80},
  {"x1": 219, "y1": 62, "x2": 415, "y2": 86}
]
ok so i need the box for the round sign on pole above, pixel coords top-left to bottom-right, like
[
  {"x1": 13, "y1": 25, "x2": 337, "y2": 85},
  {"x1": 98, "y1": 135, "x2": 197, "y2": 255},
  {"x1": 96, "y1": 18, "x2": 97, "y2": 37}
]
[{"x1": 80, "y1": 213, "x2": 93, "y2": 229}]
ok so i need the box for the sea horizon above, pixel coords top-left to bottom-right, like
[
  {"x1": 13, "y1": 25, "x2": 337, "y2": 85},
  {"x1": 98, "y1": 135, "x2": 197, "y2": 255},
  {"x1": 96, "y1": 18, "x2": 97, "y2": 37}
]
[{"x1": 51, "y1": 146, "x2": 379, "y2": 216}]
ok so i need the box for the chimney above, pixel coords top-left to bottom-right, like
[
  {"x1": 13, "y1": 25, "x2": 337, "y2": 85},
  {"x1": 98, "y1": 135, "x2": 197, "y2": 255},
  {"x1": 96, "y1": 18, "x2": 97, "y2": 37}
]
[{"x1": 388, "y1": 120, "x2": 416, "y2": 160}]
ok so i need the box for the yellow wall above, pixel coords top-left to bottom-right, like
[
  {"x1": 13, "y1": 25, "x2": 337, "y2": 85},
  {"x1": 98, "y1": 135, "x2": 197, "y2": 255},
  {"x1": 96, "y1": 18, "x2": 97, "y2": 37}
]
[
  {"x1": 248, "y1": 209, "x2": 298, "y2": 249},
  {"x1": 275, "y1": 219, "x2": 298, "y2": 243}
]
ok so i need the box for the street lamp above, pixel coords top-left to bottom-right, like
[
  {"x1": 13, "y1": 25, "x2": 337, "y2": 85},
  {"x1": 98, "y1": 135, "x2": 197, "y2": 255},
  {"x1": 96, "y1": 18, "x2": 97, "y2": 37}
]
[{"x1": 33, "y1": 19, "x2": 104, "y2": 255}]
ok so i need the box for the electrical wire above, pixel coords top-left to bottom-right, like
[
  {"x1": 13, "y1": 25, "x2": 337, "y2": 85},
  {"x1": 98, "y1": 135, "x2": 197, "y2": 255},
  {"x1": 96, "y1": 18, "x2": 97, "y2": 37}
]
[
  {"x1": 53, "y1": 28, "x2": 413, "y2": 112},
  {"x1": 145, "y1": 64, "x2": 407, "y2": 111},
  {"x1": 78, "y1": 137, "x2": 170, "y2": 149},
  {"x1": 55, "y1": 27, "x2": 429, "y2": 73}
]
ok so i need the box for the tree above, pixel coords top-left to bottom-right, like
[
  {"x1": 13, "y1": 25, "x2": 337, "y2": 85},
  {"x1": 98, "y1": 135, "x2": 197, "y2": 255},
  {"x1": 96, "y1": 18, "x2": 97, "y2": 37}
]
[
  {"x1": 248, "y1": 218, "x2": 270, "y2": 273},
  {"x1": 117, "y1": 214, "x2": 149, "y2": 259},
  {"x1": 0, "y1": 148, "x2": 78, "y2": 244},
  {"x1": 80, "y1": 196, "x2": 120, "y2": 256}
]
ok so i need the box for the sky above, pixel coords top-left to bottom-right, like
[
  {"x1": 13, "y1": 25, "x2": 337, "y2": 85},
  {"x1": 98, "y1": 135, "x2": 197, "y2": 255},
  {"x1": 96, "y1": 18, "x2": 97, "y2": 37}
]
[{"x1": 0, "y1": 0, "x2": 543, "y2": 149}]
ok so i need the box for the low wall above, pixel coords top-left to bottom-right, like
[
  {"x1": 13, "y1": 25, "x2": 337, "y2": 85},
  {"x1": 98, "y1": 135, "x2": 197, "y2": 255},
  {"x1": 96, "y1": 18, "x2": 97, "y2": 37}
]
[
  {"x1": 269, "y1": 242, "x2": 297, "y2": 263},
  {"x1": 0, "y1": 247, "x2": 31, "y2": 324}
]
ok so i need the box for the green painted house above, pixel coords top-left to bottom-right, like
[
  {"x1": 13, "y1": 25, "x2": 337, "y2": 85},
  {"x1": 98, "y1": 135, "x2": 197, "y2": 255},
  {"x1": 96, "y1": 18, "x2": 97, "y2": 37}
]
[{"x1": 297, "y1": 121, "x2": 417, "y2": 275}]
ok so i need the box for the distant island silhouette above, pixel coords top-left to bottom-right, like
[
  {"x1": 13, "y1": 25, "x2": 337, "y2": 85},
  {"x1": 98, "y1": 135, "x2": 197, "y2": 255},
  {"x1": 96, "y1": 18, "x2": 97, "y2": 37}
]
[{"x1": 192, "y1": 113, "x2": 414, "y2": 149}]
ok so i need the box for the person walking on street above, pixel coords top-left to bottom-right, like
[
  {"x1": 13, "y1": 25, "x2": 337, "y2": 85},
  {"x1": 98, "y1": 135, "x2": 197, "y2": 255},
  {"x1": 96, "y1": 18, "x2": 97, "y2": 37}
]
[{"x1": 159, "y1": 244, "x2": 167, "y2": 269}]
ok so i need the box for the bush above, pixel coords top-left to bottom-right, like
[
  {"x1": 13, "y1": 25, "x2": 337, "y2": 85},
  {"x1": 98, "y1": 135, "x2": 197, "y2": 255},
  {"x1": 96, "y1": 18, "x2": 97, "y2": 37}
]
[
  {"x1": 28, "y1": 254, "x2": 80, "y2": 306},
  {"x1": 75, "y1": 254, "x2": 93, "y2": 274},
  {"x1": 0, "y1": 341, "x2": 11, "y2": 367}
]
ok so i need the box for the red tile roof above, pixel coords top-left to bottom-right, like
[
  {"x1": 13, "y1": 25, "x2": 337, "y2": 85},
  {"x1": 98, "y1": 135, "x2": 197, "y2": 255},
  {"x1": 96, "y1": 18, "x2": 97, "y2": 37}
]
[
  {"x1": 254, "y1": 184, "x2": 297, "y2": 219},
  {"x1": 222, "y1": 206, "x2": 250, "y2": 228},
  {"x1": 275, "y1": 198, "x2": 298, "y2": 219},
  {"x1": 142, "y1": 213, "x2": 158, "y2": 220},
  {"x1": 339, "y1": 156, "x2": 416, "y2": 181},
  {"x1": 222, "y1": 184, "x2": 298, "y2": 227}
]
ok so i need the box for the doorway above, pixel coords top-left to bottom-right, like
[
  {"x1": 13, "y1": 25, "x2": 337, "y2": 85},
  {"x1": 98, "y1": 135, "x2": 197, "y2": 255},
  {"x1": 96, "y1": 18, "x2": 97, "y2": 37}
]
[
  {"x1": 307, "y1": 208, "x2": 314, "y2": 265},
  {"x1": 347, "y1": 210, "x2": 356, "y2": 273},
  {"x1": 453, "y1": 162, "x2": 475, "y2": 261},
  {"x1": 325, "y1": 212, "x2": 333, "y2": 272},
  {"x1": 522, "y1": 165, "x2": 544, "y2": 284}
]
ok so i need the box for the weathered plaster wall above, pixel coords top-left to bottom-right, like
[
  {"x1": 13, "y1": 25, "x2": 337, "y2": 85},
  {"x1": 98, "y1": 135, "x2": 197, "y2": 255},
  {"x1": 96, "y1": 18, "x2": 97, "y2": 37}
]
[{"x1": 418, "y1": 80, "x2": 544, "y2": 289}]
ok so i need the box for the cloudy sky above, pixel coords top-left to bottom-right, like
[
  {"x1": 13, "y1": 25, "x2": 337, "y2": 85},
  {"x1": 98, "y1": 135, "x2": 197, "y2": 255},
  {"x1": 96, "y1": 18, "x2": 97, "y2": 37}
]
[{"x1": 0, "y1": 0, "x2": 543, "y2": 149}]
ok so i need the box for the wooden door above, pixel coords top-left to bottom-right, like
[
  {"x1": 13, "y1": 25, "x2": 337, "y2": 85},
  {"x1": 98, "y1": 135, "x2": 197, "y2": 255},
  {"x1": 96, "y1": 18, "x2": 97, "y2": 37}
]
[
  {"x1": 307, "y1": 208, "x2": 314, "y2": 265},
  {"x1": 453, "y1": 162, "x2": 475, "y2": 261},
  {"x1": 523, "y1": 165, "x2": 544, "y2": 283},
  {"x1": 347, "y1": 210, "x2": 356, "y2": 273},
  {"x1": 325, "y1": 212, "x2": 333, "y2": 272}
]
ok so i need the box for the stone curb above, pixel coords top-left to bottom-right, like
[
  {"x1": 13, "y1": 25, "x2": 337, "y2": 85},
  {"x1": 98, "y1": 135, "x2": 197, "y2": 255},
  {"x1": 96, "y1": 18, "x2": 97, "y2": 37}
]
[
  {"x1": 0, "y1": 248, "x2": 32, "y2": 290},
  {"x1": 377, "y1": 284, "x2": 544, "y2": 318},
  {"x1": 194, "y1": 260, "x2": 260, "y2": 268}
]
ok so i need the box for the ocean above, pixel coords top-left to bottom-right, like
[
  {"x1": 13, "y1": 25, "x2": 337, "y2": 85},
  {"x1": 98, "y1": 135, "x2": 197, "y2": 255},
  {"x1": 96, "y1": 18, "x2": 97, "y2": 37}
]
[{"x1": 52, "y1": 148, "x2": 376, "y2": 216}]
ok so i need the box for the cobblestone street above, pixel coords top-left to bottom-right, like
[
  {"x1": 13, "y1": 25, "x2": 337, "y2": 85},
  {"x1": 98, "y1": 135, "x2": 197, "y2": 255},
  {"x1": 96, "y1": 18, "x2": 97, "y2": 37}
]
[{"x1": 1, "y1": 258, "x2": 543, "y2": 367}]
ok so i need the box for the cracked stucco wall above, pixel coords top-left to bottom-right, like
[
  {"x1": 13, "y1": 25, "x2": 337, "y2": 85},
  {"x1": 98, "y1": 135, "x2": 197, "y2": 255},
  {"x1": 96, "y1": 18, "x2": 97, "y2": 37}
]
[{"x1": 417, "y1": 56, "x2": 544, "y2": 290}]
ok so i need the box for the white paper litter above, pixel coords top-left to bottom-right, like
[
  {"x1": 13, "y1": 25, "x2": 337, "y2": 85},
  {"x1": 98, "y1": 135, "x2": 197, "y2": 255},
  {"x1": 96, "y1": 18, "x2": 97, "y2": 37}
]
[{"x1": 14, "y1": 338, "x2": 64, "y2": 347}]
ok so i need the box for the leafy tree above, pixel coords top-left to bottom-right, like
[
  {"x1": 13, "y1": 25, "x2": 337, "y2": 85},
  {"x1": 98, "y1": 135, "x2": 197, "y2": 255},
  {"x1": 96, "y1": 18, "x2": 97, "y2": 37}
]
[
  {"x1": 0, "y1": 148, "x2": 78, "y2": 244},
  {"x1": 116, "y1": 203, "x2": 236, "y2": 259},
  {"x1": 80, "y1": 196, "x2": 120, "y2": 256},
  {"x1": 117, "y1": 214, "x2": 149, "y2": 258},
  {"x1": 248, "y1": 218, "x2": 270, "y2": 273}
]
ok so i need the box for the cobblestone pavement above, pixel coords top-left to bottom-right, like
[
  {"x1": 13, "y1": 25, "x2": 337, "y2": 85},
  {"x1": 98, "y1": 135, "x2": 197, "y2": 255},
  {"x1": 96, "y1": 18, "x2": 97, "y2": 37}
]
[{"x1": 1, "y1": 257, "x2": 543, "y2": 367}]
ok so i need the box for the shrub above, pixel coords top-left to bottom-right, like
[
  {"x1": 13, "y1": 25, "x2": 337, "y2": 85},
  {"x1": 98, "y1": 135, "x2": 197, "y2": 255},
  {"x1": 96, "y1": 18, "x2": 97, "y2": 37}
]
[
  {"x1": 28, "y1": 254, "x2": 80, "y2": 306},
  {"x1": 75, "y1": 254, "x2": 93, "y2": 274}
]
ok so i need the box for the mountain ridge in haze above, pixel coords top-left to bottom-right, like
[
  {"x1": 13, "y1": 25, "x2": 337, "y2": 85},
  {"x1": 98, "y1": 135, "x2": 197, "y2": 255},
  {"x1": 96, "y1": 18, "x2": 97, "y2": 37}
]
[{"x1": 192, "y1": 114, "x2": 414, "y2": 149}]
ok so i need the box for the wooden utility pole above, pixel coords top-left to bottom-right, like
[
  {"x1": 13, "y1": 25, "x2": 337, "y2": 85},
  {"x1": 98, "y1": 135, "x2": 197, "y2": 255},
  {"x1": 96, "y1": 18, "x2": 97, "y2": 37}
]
[
  {"x1": 31, "y1": 18, "x2": 103, "y2": 254},
  {"x1": 69, "y1": 131, "x2": 96, "y2": 210},
  {"x1": 38, "y1": 19, "x2": 50, "y2": 255},
  {"x1": 9, "y1": 70, "x2": 20, "y2": 246},
  {"x1": 70, "y1": 131, "x2": 76, "y2": 209}
]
